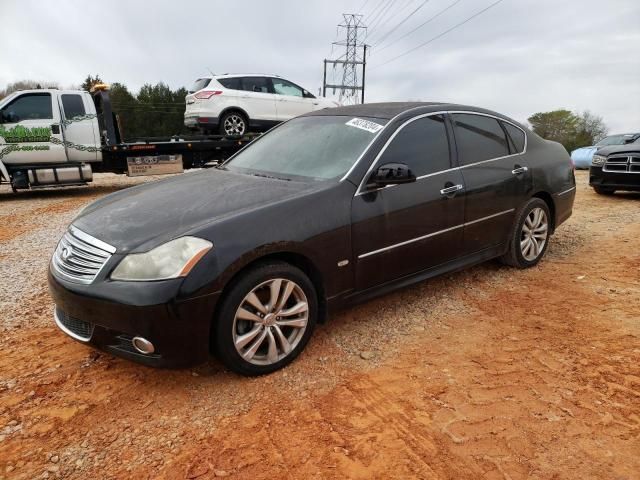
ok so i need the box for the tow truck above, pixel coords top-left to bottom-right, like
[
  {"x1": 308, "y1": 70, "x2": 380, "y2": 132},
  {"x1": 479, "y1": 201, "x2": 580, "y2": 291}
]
[{"x1": 0, "y1": 84, "x2": 257, "y2": 191}]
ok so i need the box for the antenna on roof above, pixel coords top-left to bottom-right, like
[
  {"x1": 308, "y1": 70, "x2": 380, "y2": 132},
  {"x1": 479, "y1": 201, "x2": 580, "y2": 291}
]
[{"x1": 207, "y1": 67, "x2": 215, "y2": 76}]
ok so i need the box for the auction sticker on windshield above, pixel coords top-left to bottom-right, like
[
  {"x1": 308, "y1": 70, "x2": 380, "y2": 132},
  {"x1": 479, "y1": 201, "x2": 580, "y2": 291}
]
[{"x1": 345, "y1": 118, "x2": 384, "y2": 134}]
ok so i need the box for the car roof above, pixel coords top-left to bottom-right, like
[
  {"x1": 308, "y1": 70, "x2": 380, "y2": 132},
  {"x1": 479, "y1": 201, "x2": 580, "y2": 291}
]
[
  {"x1": 303, "y1": 102, "x2": 521, "y2": 123},
  {"x1": 202, "y1": 73, "x2": 282, "y2": 79}
]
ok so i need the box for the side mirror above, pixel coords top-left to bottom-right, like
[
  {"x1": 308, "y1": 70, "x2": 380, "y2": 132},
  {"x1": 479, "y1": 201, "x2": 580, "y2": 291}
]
[
  {"x1": 624, "y1": 137, "x2": 635, "y2": 144},
  {"x1": 369, "y1": 163, "x2": 416, "y2": 187},
  {"x1": 0, "y1": 111, "x2": 18, "y2": 124},
  {"x1": 303, "y1": 90, "x2": 315, "y2": 99}
]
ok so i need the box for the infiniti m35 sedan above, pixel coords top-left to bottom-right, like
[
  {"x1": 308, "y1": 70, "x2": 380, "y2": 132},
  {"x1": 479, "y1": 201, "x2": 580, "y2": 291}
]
[{"x1": 49, "y1": 102, "x2": 576, "y2": 375}]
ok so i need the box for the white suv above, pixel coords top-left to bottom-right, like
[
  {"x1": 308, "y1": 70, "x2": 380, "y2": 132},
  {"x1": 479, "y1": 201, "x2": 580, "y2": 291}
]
[{"x1": 184, "y1": 74, "x2": 338, "y2": 136}]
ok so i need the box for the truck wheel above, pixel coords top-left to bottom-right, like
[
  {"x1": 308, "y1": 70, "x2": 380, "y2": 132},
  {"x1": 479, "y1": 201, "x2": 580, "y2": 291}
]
[
  {"x1": 500, "y1": 198, "x2": 551, "y2": 269},
  {"x1": 593, "y1": 186, "x2": 615, "y2": 195},
  {"x1": 213, "y1": 261, "x2": 317, "y2": 376},
  {"x1": 219, "y1": 111, "x2": 247, "y2": 137}
]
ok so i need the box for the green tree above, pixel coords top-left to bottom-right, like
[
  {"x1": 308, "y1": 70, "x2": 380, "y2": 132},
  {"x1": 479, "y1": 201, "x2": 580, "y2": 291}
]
[
  {"x1": 81, "y1": 74, "x2": 104, "y2": 92},
  {"x1": 527, "y1": 109, "x2": 609, "y2": 152},
  {"x1": 0, "y1": 80, "x2": 60, "y2": 99}
]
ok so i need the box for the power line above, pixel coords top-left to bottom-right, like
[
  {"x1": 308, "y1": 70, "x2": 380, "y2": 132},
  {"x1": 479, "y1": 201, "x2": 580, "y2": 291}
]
[
  {"x1": 366, "y1": 0, "x2": 395, "y2": 37},
  {"x1": 368, "y1": 0, "x2": 416, "y2": 42},
  {"x1": 358, "y1": 0, "x2": 372, "y2": 13},
  {"x1": 375, "y1": 0, "x2": 463, "y2": 53},
  {"x1": 371, "y1": 0, "x2": 431, "y2": 48},
  {"x1": 364, "y1": 0, "x2": 391, "y2": 24},
  {"x1": 373, "y1": 0, "x2": 504, "y2": 68}
]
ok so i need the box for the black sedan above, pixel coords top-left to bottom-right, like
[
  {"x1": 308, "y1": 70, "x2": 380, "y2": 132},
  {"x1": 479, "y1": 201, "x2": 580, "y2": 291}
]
[
  {"x1": 589, "y1": 139, "x2": 640, "y2": 194},
  {"x1": 49, "y1": 102, "x2": 576, "y2": 375}
]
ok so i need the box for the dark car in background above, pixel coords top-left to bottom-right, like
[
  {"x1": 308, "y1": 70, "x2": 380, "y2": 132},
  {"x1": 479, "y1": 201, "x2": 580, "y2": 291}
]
[
  {"x1": 589, "y1": 138, "x2": 640, "y2": 194},
  {"x1": 49, "y1": 102, "x2": 576, "y2": 376}
]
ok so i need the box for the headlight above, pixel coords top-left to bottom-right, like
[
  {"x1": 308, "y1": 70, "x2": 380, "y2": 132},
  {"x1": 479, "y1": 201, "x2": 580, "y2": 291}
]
[
  {"x1": 592, "y1": 155, "x2": 606, "y2": 166},
  {"x1": 111, "y1": 236, "x2": 212, "y2": 281}
]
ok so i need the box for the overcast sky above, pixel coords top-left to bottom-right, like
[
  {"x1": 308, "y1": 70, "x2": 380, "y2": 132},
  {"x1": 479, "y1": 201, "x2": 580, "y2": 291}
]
[{"x1": 2, "y1": 0, "x2": 639, "y2": 132}]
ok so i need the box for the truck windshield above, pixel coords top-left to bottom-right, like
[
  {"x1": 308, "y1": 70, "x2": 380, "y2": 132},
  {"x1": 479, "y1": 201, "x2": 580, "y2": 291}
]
[
  {"x1": 596, "y1": 134, "x2": 636, "y2": 146},
  {"x1": 224, "y1": 116, "x2": 388, "y2": 181}
]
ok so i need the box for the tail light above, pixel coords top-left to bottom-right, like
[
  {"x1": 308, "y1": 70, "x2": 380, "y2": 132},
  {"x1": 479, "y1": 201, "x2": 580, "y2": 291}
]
[{"x1": 195, "y1": 90, "x2": 222, "y2": 100}]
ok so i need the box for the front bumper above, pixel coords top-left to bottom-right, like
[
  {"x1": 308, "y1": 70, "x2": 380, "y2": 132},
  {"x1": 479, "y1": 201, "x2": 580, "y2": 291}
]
[
  {"x1": 589, "y1": 166, "x2": 640, "y2": 191},
  {"x1": 48, "y1": 269, "x2": 220, "y2": 368}
]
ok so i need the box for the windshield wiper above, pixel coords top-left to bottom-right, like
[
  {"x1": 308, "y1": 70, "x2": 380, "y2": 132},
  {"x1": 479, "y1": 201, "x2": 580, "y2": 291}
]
[{"x1": 249, "y1": 172, "x2": 291, "y2": 181}]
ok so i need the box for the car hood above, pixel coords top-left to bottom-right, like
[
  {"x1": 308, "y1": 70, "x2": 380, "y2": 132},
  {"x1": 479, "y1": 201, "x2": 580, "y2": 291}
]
[
  {"x1": 595, "y1": 144, "x2": 640, "y2": 156},
  {"x1": 73, "y1": 169, "x2": 315, "y2": 253}
]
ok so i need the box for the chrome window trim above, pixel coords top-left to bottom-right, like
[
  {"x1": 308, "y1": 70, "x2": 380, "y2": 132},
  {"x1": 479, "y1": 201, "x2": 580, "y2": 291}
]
[
  {"x1": 54, "y1": 308, "x2": 92, "y2": 342},
  {"x1": 357, "y1": 208, "x2": 515, "y2": 259},
  {"x1": 354, "y1": 110, "x2": 528, "y2": 196},
  {"x1": 556, "y1": 186, "x2": 576, "y2": 196}
]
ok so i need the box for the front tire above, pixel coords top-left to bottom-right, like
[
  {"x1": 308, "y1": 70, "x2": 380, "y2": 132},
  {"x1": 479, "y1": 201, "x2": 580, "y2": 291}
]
[
  {"x1": 219, "y1": 111, "x2": 248, "y2": 137},
  {"x1": 213, "y1": 261, "x2": 317, "y2": 376},
  {"x1": 500, "y1": 198, "x2": 551, "y2": 268}
]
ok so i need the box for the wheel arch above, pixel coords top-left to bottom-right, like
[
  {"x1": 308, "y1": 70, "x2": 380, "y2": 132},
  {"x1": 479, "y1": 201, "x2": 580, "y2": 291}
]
[
  {"x1": 531, "y1": 191, "x2": 556, "y2": 233},
  {"x1": 219, "y1": 106, "x2": 250, "y2": 123}
]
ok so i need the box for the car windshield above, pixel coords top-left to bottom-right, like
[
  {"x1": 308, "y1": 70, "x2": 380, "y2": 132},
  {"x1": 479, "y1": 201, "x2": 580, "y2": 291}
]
[
  {"x1": 596, "y1": 134, "x2": 636, "y2": 146},
  {"x1": 224, "y1": 115, "x2": 388, "y2": 181}
]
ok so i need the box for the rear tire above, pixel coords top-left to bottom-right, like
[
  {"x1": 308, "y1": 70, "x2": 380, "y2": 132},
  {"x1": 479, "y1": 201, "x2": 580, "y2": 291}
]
[
  {"x1": 213, "y1": 261, "x2": 317, "y2": 376},
  {"x1": 219, "y1": 111, "x2": 248, "y2": 137},
  {"x1": 500, "y1": 198, "x2": 551, "y2": 269},
  {"x1": 593, "y1": 186, "x2": 615, "y2": 195}
]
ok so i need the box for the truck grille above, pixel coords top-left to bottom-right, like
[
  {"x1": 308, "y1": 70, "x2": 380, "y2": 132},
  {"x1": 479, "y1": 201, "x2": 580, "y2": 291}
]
[
  {"x1": 603, "y1": 154, "x2": 640, "y2": 174},
  {"x1": 51, "y1": 226, "x2": 116, "y2": 284},
  {"x1": 55, "y1": 307, "x2": 94, "y2": 341}
]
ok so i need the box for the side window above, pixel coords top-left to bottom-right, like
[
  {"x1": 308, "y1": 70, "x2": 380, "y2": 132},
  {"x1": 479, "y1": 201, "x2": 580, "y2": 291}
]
[
  {"x1": 1, "y1": 93, "x2": 53, "y2": 122},
  {"x1": 377, "y1": 115, "x2": 450, "y2": 177},
  {"x1": 502, "y1": 122, "x2": 526, "y2": 153},
  {"x1": 218, "y1": 77, "x2": 241, "y2": 90},
  {"x1": 241, "y1": 77, "x2": 271, "y2": 94},
  {"x1": 61, "y1": 94, "x2": 86, "y2": 119},
  {"x1": 272, "y1": 78, "x2": 303, "y2": 98},
  {"x1": 452, "y1": 113, "x2": 509, "y2": 165}
]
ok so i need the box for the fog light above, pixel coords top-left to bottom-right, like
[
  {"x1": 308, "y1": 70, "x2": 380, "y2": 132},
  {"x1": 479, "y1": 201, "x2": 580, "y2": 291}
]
[{"x1": 132, "y1": 336, "x2": 155, "y2": 354}]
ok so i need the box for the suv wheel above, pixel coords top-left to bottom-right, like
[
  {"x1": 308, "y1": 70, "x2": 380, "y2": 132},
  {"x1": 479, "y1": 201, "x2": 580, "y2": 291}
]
[
  {"x1": 500, "y1": 198, "x2": 551, "y2": 268},
  {"x1": 593, "y1": 186, "x2": 615, "y2": 195},
  {"x1": 219, "y1": 111, "x2": 247, "y2": 136},
  {"x1": 213, "y1": 262, "x2": 317, "y2": 376}
]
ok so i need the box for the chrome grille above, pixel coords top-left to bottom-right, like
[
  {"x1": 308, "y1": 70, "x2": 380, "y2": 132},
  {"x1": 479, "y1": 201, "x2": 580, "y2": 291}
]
[
  {"x1": 603, "y1": 154, "x2": 640, "y2": 174},
  {"x1": 51, "y1": 226, "x2": 116, "y2": 284},
  {"x1": 54, "y1": 307, "x2": 94, "y2": 341}
]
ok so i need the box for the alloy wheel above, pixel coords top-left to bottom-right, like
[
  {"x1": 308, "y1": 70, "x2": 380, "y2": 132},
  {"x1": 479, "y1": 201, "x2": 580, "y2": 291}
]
[
  {"x1": 232, "y1": 278, "x2": 309, "y2": 366},
  {"x1": 223, "y1": 115, "x2": 246, "y2": 135},
  {"x1": 520, "y1": 207, "x2": 548, "y2": 261}
]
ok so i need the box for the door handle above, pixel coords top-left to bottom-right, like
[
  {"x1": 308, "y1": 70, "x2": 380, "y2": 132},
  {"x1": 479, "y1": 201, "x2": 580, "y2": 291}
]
[
  {"x1": 440, "y1": 184, "x2": 464, "y2": 196},
  {"x1": 512, "y1": 166, "x2": 528, "y2": 175}
]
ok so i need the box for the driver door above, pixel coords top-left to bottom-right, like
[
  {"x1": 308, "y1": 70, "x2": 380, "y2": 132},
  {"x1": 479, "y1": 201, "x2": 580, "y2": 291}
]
[
  {"x1": 0, "y1": 92, "x2": 66, "y2": 165},
  {"x1": 271, "y1": 78, "x2": 315, "y2": 120},
  {"x1": 351, "y1": 114, "x2": 466, "y2": 291}
]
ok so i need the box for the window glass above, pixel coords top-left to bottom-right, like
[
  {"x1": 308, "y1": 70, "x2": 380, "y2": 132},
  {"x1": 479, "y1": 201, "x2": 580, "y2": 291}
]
[
  {"x1": 377, "y1": 115, "x2": 450, "y2": 177},
  {"x1": 1, "y1": 93, "x2": 53, "y2": 122},
  {"x1": 452, "y1": 114, "x2": 509, "y2": 165},
  {"x1": 61, "y1": 94, "x2": 86, "y2": 119},
  {"x1": 502, "y1": 122, "x2": 525, "y2": 153},
  {"x1": 241, "y1": 77, "x2": 271, "y2": 94},
  {"x1": 226, "y1": 116, "x2": 388, "y2": 180},
  {"x1": 218, "y1": 77, "x2": 241, "y2": 90},
  {"x1": 190, "y1": 78, "x2": 211, "y2": 92},
  {"x1": 272, "y1": 78, "x2": 303, "y2": 97}
]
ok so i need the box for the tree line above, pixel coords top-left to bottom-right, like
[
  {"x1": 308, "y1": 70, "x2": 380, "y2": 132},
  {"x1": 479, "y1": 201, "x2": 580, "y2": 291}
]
[{"x1": 1, "y1": 75, "x2": 610, "y2": 149}]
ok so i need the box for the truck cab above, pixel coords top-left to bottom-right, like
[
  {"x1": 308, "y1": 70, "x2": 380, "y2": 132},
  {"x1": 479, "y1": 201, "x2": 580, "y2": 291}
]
[{"x1": 0, "y1": 89, "x2": 101, "y2": 189}]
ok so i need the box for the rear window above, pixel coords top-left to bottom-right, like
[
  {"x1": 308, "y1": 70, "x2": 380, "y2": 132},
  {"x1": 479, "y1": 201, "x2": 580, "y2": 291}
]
[
  {"x1": 241, "y1": 77, "x2": 271, "y2": 93},
  {"x1": 218, "y1": 77, "x2": 241, "y2": 90},
  {"x1": 190, "y1": 78, "x2": 211, "y2": 92},
  {"x1": 61, "y1": 94, "x2": 86, "y2": 119}
]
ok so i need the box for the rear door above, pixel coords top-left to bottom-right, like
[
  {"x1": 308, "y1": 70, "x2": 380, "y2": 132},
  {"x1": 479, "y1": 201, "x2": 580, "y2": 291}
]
[
  {"x1": 450, "y1": 113, "x2": 531, "y2": 254},
  {"x1": 59, "y1": 93, "x2": 98, "y2": 162},
  {"x1": 239, "y1": 77, "x2": 277, "y2": 122},
  {"x1": 352, "y1": 114, "x2": 466, "y2": 291},
  {"x1": 0, "y1": 91, "x2": 66, "y2": 165},
  {"x1": 271, "y1": 78, "x2": 315, "y2": 120}
]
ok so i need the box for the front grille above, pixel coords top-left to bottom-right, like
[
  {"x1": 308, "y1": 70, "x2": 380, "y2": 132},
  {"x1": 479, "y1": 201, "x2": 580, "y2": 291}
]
[
  {"x1": 51, "y1": 226, "x2": 116, "y2": 284},
  {"x1": 55, "y1": 307, "x2": 94, "y2": 341},
  {"x1": 603, "y1": 154, "x2": 640, "y2": 174}
]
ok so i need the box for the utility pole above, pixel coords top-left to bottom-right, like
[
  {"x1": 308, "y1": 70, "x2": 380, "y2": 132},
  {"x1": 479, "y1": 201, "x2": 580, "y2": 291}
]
[{"x1": 323, "y1": 14, "x2": 368, "y2": 105}]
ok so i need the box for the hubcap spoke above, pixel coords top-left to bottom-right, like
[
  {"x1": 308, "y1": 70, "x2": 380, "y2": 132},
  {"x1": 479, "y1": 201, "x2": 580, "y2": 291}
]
[
  {"x1": 237, "y1": 307, "x2": 263, "y2": 323},
  {"x1": 268, "y1": 279, "x2": 282, "y2": 312},
  {"x1": 274, "y1": 281, "x2": 295, "y2": 313},
  {"x1": 242, "y1": 328, "x2": 268, "y2": 361},
  {"x1": 266, "y1": 329, "x2": 278, "y2": 363},
  {"x1": 244, "y1": 292, "x2": 267, "y2": 314},
  {"x1": 276, "y1": 317, "x2": 307, "y2": 328},
  {"x1": 235, "y1": 325, "x2": 263, "y2": 350},
  {"x1": 279, "y1": 301, "x2": 308, "y2": 317},
  {"x1": 273, "y1": 325, "x2": 292, "y2": 354}
]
